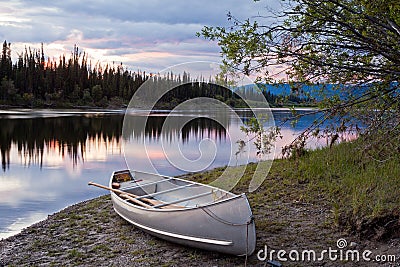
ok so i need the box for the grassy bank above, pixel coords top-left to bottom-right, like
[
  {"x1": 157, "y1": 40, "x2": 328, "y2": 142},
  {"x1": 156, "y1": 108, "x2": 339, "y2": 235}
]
[
  {"x1": 293, "y1": 140, "x2": 400, "y2": 237},
  {"x1": 188, "y1": 140, "x2": 400, "y2": 240}
]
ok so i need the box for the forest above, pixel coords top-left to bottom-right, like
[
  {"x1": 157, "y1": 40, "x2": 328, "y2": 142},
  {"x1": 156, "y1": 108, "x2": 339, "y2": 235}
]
[{"x1": 0, "y1": 41, "x2": 309, "y2": 108}]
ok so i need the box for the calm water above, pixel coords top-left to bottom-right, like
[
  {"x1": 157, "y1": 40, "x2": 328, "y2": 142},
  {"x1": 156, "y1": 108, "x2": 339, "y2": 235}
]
[{"x1": 0, "y1": 108, "x2": 331, "y2": 239}]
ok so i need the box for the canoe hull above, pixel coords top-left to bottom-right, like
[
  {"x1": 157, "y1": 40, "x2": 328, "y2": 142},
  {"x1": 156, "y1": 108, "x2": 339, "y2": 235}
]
[{"x1": 110, "y1": 171, "x2": 256, "y2": 256}]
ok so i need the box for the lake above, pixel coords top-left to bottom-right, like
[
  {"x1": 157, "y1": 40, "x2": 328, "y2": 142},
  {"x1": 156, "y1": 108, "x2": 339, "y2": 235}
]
[{"x1": 0, "y1": 108, "x2": 338, "y2": 239}]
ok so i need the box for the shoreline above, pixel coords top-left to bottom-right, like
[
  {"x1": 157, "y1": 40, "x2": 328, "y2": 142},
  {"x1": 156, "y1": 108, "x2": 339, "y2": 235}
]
[
  {"x1": 1, "y1": 141, "x2": 400, "y2": 266},
  {"x1": 1, "y1": 189, "x2": 399, "y2": 266},
  {"x1": 0, "y1": 106, "x2": 318, "y2": 112},
  {"x1": 0, "y1": 195, "x2": 248, "y2": 266}
]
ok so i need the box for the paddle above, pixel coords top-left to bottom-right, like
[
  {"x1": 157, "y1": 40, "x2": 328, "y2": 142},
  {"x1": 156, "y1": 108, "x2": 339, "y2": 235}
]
[
  {"x1": 88, "y1": 181, "x2": 183, "y2": 209},
  {"x1": 119, "y1": 193, "x2": 153, "y2": 209},
  {"x1": 88, "y1": 181, "x2": 159, "y2": 208}
]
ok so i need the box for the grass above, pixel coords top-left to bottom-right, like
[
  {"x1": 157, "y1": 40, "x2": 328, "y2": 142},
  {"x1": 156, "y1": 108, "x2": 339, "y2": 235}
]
[
  {"x1": 296, "y1": 140, "x2": 400, "y2": 225},
  {"x1": 190, "y1": 139, "x2": 400, "y2": 238},
  {"x1": 67, "y1": 249, "x2": 83, "y2": 260}
]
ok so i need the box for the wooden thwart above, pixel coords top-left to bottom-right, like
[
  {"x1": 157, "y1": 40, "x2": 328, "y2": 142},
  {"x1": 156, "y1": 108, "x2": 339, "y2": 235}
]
[{"x1": 153, "y1": 191, "x2": 214, "y2": 208}]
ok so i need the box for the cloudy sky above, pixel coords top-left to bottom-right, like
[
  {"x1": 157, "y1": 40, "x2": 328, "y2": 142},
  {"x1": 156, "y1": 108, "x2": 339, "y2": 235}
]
[{"x1": 0, "y1": 0, "x2": 279, "y2": 74}]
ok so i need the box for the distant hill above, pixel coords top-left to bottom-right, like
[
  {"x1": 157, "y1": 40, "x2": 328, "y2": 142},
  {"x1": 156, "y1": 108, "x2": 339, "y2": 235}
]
[{"x1": 239, "y1": 83, "x2": 368, "y2": 102}]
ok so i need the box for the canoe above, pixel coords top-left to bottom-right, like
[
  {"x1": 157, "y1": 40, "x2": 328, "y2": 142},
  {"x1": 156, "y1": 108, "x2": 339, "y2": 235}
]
[{"x1": 108, "y1": 169, "x2": 256, "y2": 256}]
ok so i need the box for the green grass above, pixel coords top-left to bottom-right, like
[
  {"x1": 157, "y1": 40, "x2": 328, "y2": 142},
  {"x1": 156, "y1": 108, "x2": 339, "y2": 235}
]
[
  {"x1": 189, "y1": 139, "x2": 400, "y2": 237},
  {"x1": 67, "y1": 249, "x2": 84, "y2": 260},
  {"x1": 295, "y1": 140, "x2": 400, "y2": 224}
]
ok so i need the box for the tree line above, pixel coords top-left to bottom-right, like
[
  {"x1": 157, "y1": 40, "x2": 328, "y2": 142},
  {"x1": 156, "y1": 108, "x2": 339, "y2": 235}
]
[
  {"x1": 0, "y1": 40, "x2": 309, "y2": 108},
  {"x1": 0, "y1": 41, "x2": 149, "y2": 107}
]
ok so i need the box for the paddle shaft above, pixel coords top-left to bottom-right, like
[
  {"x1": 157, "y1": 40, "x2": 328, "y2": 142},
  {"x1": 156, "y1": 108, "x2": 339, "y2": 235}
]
[
  {"x1": 88, "y1": 181, "x2": 162, "y2": 208},
  {"x1": 119, "y1": 193, "x2": 152, "y2": 209}
]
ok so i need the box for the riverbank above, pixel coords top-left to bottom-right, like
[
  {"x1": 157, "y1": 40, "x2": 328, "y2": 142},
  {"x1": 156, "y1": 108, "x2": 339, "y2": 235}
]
[
  {"x1": 1, "y1": 141, "x2": 399, "y2": 266},
  {"x1": 0, "y1": 193, "x2": 398, "y2": 266}
]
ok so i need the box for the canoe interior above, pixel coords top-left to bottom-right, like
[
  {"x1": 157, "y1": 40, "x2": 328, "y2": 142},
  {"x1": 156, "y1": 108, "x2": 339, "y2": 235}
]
[{"x1": 112, "y1": 170, "x2": 236, "y2": 209}]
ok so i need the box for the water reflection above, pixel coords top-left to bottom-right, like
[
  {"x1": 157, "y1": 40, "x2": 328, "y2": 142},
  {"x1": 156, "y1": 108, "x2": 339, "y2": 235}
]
[
  {"x1": 0, "y1": 112, "x2": 234, "y2": 172},
  {"x1": 0, "y1": 108, "x2": 333, "y2": 239},
  {"x1": 0, "y1": 109, "x2": 339, "y2": 177},
  {"x1": 125, "y1": 114, "x2": 228, "y2": 143},
  {"x1": 0, "y1": 111, "x2": 129, "y2": 238},
  {"x1": 0, "y1": 115, "x2": 124, "y2": 171}
]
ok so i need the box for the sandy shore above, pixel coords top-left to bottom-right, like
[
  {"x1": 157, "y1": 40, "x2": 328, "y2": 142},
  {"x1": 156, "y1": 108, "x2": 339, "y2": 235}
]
[{"x1": 1, "y1": 194, "x2": 399, "y2": 266}]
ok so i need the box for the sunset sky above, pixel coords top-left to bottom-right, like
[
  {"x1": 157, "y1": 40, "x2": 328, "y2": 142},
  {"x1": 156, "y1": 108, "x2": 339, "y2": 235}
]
[{"x1": 0, "y1": 0, "x2": 279, "y2": 74}]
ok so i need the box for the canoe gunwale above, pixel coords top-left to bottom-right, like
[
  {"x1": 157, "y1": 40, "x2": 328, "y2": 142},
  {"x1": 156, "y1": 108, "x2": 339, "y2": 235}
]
[
  {"x1": 121, "y1": 170, "x2": 235, "y2": 197},
  {"x1": 111, "y1": 190, "x2": 245, "y2": 212}
]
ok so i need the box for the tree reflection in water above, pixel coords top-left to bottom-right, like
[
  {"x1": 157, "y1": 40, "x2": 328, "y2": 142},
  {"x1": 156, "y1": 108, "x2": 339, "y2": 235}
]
[{"x1": 0, "y1": 113, "x2": 229, "y2": 171}]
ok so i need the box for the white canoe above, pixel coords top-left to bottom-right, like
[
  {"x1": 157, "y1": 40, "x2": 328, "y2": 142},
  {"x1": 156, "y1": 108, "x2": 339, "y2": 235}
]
[{"x1": 109, "y1": 170, "x2": 256, "y2": 256}]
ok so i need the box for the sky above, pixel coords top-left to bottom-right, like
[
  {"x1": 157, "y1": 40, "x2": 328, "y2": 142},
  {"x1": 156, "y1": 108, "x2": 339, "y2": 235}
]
[{"x1": 0, "y1": 0, "x2": 280, "y2": 74}]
